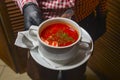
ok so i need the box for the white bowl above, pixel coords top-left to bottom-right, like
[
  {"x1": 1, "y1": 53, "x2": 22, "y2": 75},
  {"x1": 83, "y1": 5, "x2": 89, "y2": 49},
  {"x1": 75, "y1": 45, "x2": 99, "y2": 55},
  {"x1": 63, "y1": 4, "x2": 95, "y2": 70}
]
[{"x1": 37, "y1": 17, "x2": 82, "y2": 64}]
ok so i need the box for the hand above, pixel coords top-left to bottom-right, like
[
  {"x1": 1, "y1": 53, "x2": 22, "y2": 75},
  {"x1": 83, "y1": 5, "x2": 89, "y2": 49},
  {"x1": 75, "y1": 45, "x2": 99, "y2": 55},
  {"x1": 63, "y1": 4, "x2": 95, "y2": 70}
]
[
  {"x1": 23, "y1": 2, "x2": 43, "y2": 30},
  {"x1": 61, "y1": 9, "x2": 74, "y2": 19}
]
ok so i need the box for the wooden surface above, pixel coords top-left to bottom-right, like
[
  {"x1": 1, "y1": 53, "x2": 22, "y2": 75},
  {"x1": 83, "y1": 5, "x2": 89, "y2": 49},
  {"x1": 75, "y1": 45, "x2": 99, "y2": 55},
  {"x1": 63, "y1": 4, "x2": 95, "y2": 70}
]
[
  {"x1": 0, "y1": 0, "x2": 27, "y2": 73},
  {"x1": 88, "y1": 0, "x2": 120, "y2": 80},
  {"x1": 0, "y1": 20, "x2": 16, "y2": 71}
]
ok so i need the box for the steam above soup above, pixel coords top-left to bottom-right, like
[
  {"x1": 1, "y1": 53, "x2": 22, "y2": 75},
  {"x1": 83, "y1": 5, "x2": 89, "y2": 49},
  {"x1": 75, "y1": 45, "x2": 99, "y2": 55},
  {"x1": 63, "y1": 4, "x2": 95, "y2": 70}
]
[{"x1": 40, "y1": 23, "x2": 79, "y2": 47}]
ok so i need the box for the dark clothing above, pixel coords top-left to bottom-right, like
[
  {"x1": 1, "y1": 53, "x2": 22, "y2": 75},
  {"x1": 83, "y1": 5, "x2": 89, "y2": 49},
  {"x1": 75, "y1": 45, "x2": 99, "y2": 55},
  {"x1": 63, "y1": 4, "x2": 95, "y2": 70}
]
[
  {"x1": 78, "y1": 11, "x2": 106, "y2": 41},
  {"x1": 27, "y1": 54, "x2": 87, "y2": 80}
]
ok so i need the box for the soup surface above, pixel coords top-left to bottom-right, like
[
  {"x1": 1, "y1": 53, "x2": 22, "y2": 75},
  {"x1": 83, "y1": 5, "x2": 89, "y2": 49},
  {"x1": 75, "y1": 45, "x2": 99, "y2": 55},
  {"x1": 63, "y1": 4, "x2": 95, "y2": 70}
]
[{"x1": 40, "y1": 23, "x2": 78, "y2": 47}]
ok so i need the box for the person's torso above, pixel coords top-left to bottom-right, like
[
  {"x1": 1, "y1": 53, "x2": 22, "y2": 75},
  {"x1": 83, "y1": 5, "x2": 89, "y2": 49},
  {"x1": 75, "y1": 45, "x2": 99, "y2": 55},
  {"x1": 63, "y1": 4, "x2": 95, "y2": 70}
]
[{"x1": 37, "y1": 0, "x2": 99, "y2": 21}]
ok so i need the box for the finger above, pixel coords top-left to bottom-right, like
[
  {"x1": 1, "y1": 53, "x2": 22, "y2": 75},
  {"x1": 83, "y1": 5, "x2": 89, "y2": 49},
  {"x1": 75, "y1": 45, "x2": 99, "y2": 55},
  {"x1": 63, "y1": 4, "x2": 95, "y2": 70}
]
[
  {"x1": 33, "y1": 17, "x2": 42, "y2": 26},
  {"x1": 32, "y1": 12, "x2": 42, "y2": 26},
  {"x1": 61, "y1": 9, "x2": 74, "y2": 19},
  {"x1": 24, "y1": 17, "x2": 32, "y2": 30}
]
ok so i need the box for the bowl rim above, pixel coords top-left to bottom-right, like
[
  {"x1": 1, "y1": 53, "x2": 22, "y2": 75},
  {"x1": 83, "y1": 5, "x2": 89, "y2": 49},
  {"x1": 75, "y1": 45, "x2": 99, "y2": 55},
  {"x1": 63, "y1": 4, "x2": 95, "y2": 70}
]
[{"x1": 37, "y1": 17, "x2": 82, "y2": 49}]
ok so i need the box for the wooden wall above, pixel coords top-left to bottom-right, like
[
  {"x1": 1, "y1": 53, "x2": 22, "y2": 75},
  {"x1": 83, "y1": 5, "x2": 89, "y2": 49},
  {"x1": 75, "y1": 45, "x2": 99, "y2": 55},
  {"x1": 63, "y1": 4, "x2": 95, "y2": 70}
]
[
  {"x1": 88, "y1": 0, "x2": 120, "y2": 80},
  {"x1": 0, "y1": 0, "x2": 27, "y2": 73}
]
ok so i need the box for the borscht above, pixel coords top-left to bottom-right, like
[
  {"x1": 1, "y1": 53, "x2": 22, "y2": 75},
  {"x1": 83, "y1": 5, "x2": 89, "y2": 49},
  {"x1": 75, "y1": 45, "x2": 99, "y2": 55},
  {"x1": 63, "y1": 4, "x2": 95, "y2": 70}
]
[{"x1": 40, "y1": 23, "x2": 79, "y2": 47}]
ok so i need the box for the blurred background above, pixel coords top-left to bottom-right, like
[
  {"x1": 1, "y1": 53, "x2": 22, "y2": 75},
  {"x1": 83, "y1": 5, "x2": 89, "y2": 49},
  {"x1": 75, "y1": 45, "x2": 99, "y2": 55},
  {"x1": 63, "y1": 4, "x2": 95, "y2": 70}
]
[{"x1": 0, "y1": 0, "x2": 120, "y2": 80}]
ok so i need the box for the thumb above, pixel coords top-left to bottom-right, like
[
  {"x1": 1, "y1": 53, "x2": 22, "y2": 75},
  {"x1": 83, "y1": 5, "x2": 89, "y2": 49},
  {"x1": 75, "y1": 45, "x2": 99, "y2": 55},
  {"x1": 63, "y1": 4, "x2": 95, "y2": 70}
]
[{"x1": 61, "y1": 9, "x2": 74, "y2": 19}]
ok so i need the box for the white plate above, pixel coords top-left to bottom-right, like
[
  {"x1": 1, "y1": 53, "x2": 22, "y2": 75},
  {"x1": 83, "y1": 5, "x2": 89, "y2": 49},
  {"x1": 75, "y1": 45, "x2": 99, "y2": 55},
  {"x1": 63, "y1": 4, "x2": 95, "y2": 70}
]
[{"x1": 30, "y1": 28, "x2": 93, "y2": 70}]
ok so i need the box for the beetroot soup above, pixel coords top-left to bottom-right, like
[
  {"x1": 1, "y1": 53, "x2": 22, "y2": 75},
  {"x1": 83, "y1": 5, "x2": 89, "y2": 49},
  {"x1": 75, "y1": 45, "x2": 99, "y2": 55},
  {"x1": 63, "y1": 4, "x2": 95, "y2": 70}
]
[{"x1": 40, "y1": 23, "x2": 79, "y2": 47}]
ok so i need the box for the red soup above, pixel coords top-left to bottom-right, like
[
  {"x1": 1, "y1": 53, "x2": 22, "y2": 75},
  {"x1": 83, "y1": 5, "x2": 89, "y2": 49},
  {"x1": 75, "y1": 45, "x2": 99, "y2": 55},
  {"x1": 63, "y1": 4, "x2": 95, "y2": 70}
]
[{"x1": 40, "y1": 23, "x2": 79, "y2": 47}]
